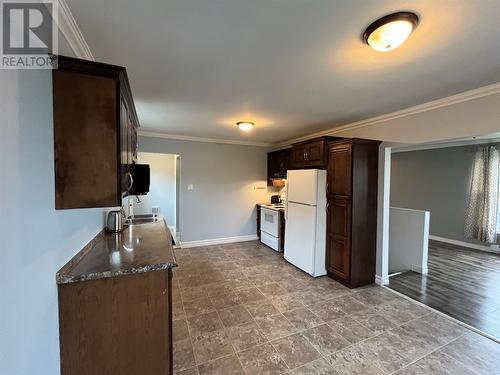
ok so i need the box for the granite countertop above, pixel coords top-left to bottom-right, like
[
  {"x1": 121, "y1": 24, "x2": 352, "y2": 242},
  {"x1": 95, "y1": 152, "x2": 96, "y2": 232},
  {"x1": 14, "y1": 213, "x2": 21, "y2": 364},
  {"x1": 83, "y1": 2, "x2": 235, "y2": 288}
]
[
  {"x1": 57, "y1": 217, "x2": 177, "y2": 284},
  {"x1": 257, "y1": 202, "x2": 285, "y2": 212}
]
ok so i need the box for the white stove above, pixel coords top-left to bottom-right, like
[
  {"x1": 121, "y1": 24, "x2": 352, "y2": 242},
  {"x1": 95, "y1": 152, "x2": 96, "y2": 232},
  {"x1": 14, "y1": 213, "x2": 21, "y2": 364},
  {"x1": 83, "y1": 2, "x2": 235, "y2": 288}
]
[{"x1": 260, "y1": 203, "x2": 285, "y2": 251}]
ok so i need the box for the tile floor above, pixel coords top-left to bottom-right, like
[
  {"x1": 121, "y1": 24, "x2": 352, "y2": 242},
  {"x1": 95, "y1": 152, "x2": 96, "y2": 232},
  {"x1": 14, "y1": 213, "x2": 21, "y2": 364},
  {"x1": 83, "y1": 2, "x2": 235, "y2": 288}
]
[{"x1": 172, "y1": 241, "x2": 500, "y2": 375}]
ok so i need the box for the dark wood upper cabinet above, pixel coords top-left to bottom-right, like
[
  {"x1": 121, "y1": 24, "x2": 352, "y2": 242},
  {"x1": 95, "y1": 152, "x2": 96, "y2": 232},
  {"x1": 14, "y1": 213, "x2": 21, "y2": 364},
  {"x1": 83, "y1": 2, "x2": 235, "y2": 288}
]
[
  {"x1": 53, "y1": 55, "x2": 139, "y2": 209},
  {"x1": 291, "y1": 136, "x2": 343, "y2": 168},
  {"x1": 326, "y1": 138, "x2": 380, "y2": 288},
  {"x1": 267, "y1": 148, "x2": 292, "y2": 184},
  {"x1": 292, "y1": 144, "x2": 307, "y2": 168}
]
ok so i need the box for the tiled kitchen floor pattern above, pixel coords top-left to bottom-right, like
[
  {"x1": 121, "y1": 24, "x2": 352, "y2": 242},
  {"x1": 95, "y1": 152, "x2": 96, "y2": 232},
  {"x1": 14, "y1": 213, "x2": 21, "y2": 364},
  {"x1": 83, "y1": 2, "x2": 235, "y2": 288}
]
[{"x1": 172, "y1": 241, "x2": 500, "y2": 375}]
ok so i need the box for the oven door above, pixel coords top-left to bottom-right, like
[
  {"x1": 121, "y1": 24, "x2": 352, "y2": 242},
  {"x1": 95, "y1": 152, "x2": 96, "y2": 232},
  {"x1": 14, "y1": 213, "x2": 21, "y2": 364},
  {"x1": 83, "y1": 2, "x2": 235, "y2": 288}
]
[{"x1": 261, "y1": 208, "x2": 279, "y2": 237}]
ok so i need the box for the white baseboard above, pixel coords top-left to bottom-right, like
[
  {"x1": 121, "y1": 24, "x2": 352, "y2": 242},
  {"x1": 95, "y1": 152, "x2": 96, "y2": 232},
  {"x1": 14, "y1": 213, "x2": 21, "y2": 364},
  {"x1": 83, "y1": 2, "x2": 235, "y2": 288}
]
[
  {"x1": 180, "y1": 235, "x2": 258, "y2": 248},
  {"x1": 375, "y1": 275, "x2": 389, "y2": 285},
  {"x1": 411, "y1": 264, "x2": 428, "y2": 275},
  {"x1": 429, "y1": 235, "x2": 500, "y2": 254}
]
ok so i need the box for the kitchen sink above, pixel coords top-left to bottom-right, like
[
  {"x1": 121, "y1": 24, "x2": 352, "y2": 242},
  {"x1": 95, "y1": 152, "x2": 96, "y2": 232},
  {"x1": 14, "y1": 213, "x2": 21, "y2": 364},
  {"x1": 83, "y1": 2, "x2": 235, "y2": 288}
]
[{"x1": 125, "y1": 214, "x2": 160, "y2": 225}]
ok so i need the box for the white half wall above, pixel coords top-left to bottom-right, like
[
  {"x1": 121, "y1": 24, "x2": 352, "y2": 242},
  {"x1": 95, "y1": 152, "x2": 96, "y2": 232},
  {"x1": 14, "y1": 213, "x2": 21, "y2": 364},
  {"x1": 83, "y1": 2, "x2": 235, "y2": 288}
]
[
  {"x1": 135, "y1": 152, "x2": 177, "y2": 228},
  {"x1": 389, "y1": 207, "x2": 430, "y2": 275}
]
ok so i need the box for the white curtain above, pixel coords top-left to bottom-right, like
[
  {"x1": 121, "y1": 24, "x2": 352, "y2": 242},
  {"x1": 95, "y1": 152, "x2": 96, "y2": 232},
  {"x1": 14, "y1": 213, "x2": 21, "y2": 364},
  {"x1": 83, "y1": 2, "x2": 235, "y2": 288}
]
[{"x1": 465, "y1": 146, "x2": 500, "y2": 243}]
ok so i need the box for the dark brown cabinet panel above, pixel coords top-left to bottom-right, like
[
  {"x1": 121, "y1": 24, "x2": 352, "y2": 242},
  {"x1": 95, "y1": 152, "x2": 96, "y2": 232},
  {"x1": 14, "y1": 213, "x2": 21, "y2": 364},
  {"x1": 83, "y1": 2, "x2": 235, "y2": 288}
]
[
  {"x1": 326, "y1": 235, "x2": 350, "y2": 280},
  {"x1": 305, "y1": 140, "x2": 324, "y2": 163},
  {"x1": 328, "y1": 199, "x2": 351, "y2": 237},
  {"x1": 53, "y1": 55, "x2": 140, "y2": 209},
  {"x1": 58, "y1": 270, "x2": 173, "y2": 375},
  {"x1": 267, "y1": 148, "x2": 291, "y2": 184},
  {"x1": 291, "y1": 136, "x2": 343, "y2": 168},
  {"x1": 53, "y1": 70, "x2": 119, "y2": 209},
  {"x1": 292, "y1": 145, "x2": 307, "y2": 168},
  {"x1": 326, "y1": 139, "x2": 380, "y2": 288},
  {"x1": 328, "y1": 145, "x2": 352, "y2": 198}
]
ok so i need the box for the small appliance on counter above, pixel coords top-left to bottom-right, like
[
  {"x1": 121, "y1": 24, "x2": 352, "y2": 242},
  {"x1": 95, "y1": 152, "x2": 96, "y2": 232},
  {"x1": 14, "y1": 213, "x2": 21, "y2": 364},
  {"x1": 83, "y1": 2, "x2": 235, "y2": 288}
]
[
  {"x1": 270, "y1": 195, "x2": 281, "y2": 204},
  {"x1": 106, "y1": 209, "x2": 125, "y2": 233}
]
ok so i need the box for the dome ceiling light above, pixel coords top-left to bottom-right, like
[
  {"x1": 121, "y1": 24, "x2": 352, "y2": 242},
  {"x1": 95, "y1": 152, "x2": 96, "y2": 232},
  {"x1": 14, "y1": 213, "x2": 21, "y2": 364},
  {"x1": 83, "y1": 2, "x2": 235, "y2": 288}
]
[
  {"x1": 363, "y1": 12, "x2": 419, "y2": 52},
  {"x1": 237, "y1": 121, "x2": 254, "y2": 131}
]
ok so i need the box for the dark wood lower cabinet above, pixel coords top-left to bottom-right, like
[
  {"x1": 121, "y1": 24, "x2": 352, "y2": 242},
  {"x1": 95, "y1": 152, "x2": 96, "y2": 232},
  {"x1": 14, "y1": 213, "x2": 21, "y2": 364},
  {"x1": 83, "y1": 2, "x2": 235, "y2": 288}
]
[
  {"x1": 326, "y1": 139, "x2": 380, "y2": 288},
  {"x1": 58, "y1": 270, "x2": 173, "y2": 375}
]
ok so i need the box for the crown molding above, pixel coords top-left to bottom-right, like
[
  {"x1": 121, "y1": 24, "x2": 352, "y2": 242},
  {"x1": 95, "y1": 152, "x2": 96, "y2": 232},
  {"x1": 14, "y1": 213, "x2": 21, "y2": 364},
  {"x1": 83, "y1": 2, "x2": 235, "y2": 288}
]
[
  {"x1": 392, "y1": 135, "x2": 500, "y2": 153},
  {"x1": 57, "y1": 0, "x2": 94, "y2": 60},
  {"x1": 274, "y1": 81, "x2": 500, "y2": 148},
  {"x1": 138, "y1": 130, "x2": 272, "y2": 147}
]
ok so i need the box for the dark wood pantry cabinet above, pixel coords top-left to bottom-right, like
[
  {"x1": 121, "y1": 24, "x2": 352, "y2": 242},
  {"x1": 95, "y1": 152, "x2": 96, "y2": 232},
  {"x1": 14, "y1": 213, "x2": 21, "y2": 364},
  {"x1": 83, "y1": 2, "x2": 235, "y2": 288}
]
[
  {"x1": 52, "y1": 55, "x2": 139, "y2": 209},
  {"x1": 325, "y1": 139, "x2": 380, "y2": 288}
]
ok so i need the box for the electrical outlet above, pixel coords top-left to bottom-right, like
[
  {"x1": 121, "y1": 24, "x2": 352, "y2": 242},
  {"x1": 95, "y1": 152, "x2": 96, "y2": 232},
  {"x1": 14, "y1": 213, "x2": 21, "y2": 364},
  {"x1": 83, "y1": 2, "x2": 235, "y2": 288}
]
[{"x1": 187, "y1": 184, "x2": 194, "y2": 190}]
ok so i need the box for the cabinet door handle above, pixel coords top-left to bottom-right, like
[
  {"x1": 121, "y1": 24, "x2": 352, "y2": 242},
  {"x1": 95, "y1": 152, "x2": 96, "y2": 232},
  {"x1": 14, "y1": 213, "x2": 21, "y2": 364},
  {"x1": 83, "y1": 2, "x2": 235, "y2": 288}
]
[
  {"x1": 326, "y1": 182, "x2": 329, "y2": 195},
  {"x1": 326, "y1": 202, "x2": 330, "y2": 212},
  {"x1": 305, "y1": 152, "x2": 309, "y2": 161},
  {"x1": 126, "y1": 171, "x2": 134, "y2": 192}
]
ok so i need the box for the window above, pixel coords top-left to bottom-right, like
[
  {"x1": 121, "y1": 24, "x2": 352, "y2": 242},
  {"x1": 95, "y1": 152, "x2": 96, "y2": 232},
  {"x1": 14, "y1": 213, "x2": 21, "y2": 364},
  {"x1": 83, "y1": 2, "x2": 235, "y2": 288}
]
[
  {"x1": 497, "y1": 181, "x2": 500, "y2": 237},
  {"x1": 497, "y1": 173, "x2": 500, "y2": 234}
]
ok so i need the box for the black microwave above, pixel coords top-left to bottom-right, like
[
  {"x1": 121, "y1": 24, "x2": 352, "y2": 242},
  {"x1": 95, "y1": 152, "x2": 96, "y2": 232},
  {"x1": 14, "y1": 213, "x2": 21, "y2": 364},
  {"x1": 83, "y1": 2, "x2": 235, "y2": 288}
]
[{"x1": 129, "y1": 164, "x2": 150, "y2": 195}]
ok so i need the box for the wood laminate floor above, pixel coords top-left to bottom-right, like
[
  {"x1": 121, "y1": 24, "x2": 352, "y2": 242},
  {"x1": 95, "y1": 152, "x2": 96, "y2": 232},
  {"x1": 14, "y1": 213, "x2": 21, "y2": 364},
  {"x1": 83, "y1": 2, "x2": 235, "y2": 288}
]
[{"x1": 388, "y1": 240, "x2": 500, "y2": 340}]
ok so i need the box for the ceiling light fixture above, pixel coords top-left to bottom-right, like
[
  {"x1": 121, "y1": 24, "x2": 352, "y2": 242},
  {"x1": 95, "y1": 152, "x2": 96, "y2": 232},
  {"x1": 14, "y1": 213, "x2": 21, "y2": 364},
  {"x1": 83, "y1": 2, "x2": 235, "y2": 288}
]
[
  {"x1": 363, "y1": 11, "x2": 419, "y2": 52},
  {"x1": 236, "y1": 121, "x2": 254, "y2": 131}
]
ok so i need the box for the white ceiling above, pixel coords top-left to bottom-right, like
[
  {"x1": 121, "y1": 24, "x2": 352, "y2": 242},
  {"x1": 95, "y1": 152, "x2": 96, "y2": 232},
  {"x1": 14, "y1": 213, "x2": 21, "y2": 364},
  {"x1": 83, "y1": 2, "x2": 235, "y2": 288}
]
[{"x1": 66, "y1": 0, "x2": 500, "y2": 144}]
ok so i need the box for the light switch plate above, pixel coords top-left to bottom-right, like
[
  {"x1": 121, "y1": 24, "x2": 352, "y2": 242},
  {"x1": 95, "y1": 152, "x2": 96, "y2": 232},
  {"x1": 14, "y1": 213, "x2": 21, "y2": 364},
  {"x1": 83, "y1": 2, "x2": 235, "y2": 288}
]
[{"x1": 187, "y1": 184, "x2": 194, "y2": 190}]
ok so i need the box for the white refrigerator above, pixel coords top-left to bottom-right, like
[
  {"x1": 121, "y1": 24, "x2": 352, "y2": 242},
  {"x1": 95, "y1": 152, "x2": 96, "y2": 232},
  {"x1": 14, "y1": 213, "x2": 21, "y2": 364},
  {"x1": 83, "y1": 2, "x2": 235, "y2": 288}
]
[{"x1": 284, "y1": 169, "x2": 327, "y2": 277}]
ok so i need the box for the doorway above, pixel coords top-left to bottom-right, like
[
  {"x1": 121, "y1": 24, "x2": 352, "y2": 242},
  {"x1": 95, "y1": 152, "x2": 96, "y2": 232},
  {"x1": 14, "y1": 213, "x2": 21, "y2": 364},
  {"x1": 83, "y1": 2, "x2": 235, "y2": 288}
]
[
  {"x1": 135, "y1": 152, "x2": 181, "y2": 244},
  {"x1": 378, "y1": 136, "x2": 500, "y2": 340}
]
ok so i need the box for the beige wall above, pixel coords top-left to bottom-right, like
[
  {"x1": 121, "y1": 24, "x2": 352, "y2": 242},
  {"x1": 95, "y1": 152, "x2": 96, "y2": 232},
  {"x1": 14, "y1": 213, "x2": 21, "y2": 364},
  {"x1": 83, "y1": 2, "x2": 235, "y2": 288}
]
[
  {"x1": 135, "y1": 152, "x2": 178, "y2": 227},
  {"x1": 138, "y1": 136, "x2": 270, "y2": 243}
]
